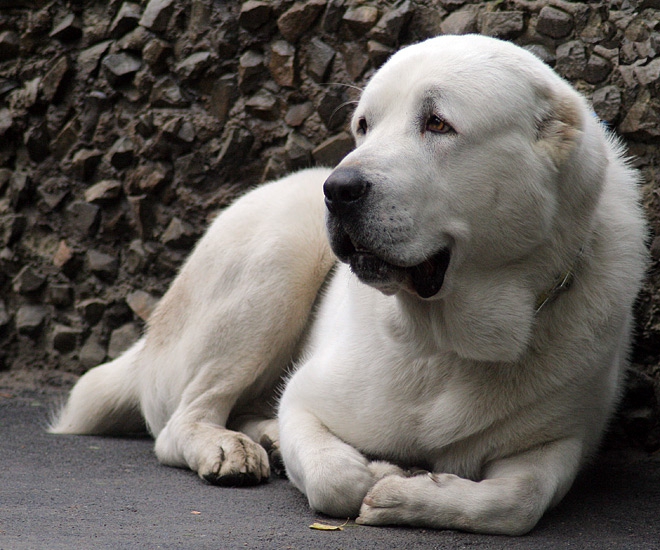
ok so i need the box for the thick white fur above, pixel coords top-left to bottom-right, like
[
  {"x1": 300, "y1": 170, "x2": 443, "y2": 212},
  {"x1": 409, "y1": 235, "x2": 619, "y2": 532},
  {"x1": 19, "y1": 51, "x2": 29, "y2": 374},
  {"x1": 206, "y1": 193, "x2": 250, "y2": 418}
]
[{"x1": 52, "y1": 35, "x2": 647, "y2": 534}]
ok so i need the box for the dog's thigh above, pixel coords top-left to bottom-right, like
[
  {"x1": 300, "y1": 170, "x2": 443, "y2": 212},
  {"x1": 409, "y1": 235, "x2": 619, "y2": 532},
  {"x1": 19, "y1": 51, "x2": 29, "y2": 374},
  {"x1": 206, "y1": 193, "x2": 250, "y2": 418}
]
[{"x1": 357, "y1": 438, "x2": 583, "y2": 535}]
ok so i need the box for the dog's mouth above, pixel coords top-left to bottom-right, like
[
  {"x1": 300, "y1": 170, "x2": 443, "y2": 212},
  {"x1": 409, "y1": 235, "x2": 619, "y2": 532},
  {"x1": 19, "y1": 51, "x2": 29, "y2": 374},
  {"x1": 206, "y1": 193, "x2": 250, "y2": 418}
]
[{"x1": 334, "y1": 233, "x2": 450, "y2": 299}]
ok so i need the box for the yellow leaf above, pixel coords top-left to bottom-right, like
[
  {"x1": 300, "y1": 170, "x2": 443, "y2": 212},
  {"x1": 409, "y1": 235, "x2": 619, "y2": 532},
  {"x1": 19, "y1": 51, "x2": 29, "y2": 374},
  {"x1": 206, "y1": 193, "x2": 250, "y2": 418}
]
[{"x1": 309, "y1": 519, "x2": 349, "y2": 531}]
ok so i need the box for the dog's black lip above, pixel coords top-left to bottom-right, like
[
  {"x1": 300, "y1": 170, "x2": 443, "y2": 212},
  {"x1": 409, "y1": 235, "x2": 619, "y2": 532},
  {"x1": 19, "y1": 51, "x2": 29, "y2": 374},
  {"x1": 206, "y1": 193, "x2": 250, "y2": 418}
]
[{"x1": 337, "y1": 234, "x2": 450, "y2": 299}]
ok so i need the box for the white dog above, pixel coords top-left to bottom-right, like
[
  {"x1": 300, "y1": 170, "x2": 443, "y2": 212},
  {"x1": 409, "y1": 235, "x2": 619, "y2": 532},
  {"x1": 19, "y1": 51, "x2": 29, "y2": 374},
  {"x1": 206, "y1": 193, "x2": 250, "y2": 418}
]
[{"x1": 52, "y1": 35, "x2": 647, "y2": 535}]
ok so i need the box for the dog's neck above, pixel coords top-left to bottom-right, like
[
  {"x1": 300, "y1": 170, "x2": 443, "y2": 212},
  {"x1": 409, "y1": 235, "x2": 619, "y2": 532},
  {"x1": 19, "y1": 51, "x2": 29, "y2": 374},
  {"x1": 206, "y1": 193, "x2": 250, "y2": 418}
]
[{"x1": 534, "y1": 247, "x2": 584, "y2": 314}]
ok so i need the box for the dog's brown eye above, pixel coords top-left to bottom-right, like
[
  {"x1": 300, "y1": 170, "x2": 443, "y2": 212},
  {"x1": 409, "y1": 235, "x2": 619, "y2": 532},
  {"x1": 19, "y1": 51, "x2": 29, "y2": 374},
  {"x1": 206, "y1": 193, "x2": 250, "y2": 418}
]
[
  {"x1": 357, "y1": 117, "x2": 368, "y2": 135},
  {"x1": 426, "y1": 115, "x2": 452, "y2": 134}
]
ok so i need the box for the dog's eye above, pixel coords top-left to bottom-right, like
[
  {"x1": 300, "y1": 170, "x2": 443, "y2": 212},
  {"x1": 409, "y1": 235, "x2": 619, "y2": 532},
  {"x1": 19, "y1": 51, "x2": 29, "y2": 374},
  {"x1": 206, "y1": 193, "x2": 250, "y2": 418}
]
[
  {"x1": 357, "y1": 117, "x2": 368, "y2": 135},
  {"x1": 426, "y1": 115, "x2": 452, "y2": 134}
]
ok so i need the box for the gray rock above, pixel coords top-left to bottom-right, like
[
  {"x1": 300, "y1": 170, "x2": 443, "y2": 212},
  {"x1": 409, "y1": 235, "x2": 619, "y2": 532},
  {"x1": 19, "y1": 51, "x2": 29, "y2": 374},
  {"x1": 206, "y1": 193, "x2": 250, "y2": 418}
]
[
  {"x1": 536, "y1": 6, "x2": 574, "y2": 39},
  {"x1": 77, "y1": 298, "x2": 107, "y2": 326},
  {"x1": 150, "y1": 77, "x2": 188, "y2": 108},
  {"x1": 85, "y1": 179, "x2": 123, "y2": 204},
  {"x1": 343, "y1": 6, "x2": 379, "y2": 37},
  {"x1": 46, "y1": 284, "x2": 73, "y2": 308},
  {"x1": 71, "y1": 149, "x2": 103, "y2": 181},
  {"x1": 306, "y1": 37, "x2": 336, "y2": 83},
  {"x1": 77, "y1": 41, "x2": 113, "y2": 82},
  {"x1": 0, "y1": 31, "x2": 19, "y2": 61},
  {"x1": 555, "y1": 40, "x2": 587, "y2": 80},
  {"x1": 317, "y1": 88, "x2": 348, "y2": 131},
  {"x1": 161, "y1": 217, "x2": 196, "y2": 249},
  {"x1": 139, "y1": 0, "x2": 175, "y2": 32},
  {"x1": 619, "y1": 88, "x2": 660, "y2": 139},
  {"x1": 108, "y1": 322, "x2": 141, "y2": 360},
  {"x1": 285, "y1": 132, "x2": 314, "y2": 170},
  {"x1": 277, "y1": 0, "x2": 326, "y2": 43},
  {"x1": 108, "y1": 136, "x2": 135, "y2": 170},
  {"x1": 66, "y1": 201, "x2": 101, "y2": 238},
  {"x1": 175, "y1": 51, "x2": 213, "y2": 81},
  {"x1": 126, "y1": 290, "x2": 159, "y2": 321},
  {"x1": 238, "y1": 50, "x2": 265, "y2": 94},
  {"x1": 312, "y1": 132, "x2": 354, "y2": 167},
  {"x1": 102, "y1": 52, "x2": 142, "y2": 87},
  {"x1": 245, "y1": 90, "x2": 279, "y2": 121},
  {"x1": 79, "y1": 333, "x2": 107, "y2": 368},
  {"x1": 40, "y1": 56, "x2": 70, "y2": 103},
  {"x1": 12, "y1": 266, "x2": 46, "y2": 294},
  {"x1": 583, "y1": 54, "x2": 612, "y2": 84},
  {"x1": 269, "y1": 41, "x2": 296, "y2": 88},
  {"x1": 143, "y1": 38, "x2": 172, "y2": 74},
  {"x1": 342, "y1": 43, "x2": 370, "y2": 81},
  {"x1": 52, "y1": 324, "x2": 81, "y2": 353},
  {"x1": 16, "y1": 305, "x2": 48, "y2": 337},
  {"x1": 440, "y1": 6, "x2": 478, "y2": 35},
  {"x1": 592, "y1": 85, "x2": 622, "y2": 123},
  {"x1": 125, "y1": 239, "x2": 151, "y2": 274},
  {"x1": 24, "y1": 122, "x2": 50, "y2": 163},
  {"x1": 110, "y1": 2, "x2": 142, "y2": 38},
  {"x1": 480, "y1": 11, "x2": 524, "y2": 39},
  {"x1": 238, "y1": 1, "x2": 272, "y2": 31},
  {"x1": 49, "y1": 13, "x2": 82, "y2": 42},
  {"x1": 369, "y1": 1, "x2": 411, "y2": 46},
  {"x1": 215, "y1": 126, "x2": 254, "y2": 168},
  {"x1": 0, "y1": 300, "x2": 10, "y2": 329},
  {"x1": 86, "y1": 249, "x2": 119, "y2": 280},
  {"x1": 0, "y1": 214, "x2": 27, "y2": 247},
  {"x1": 284, "y1": 102, "x2": 315, "y2": 127},
  {"x1": 635, "y1": 58, "x2": 660, "y2": 87},
  {"x1": 367, "y1": 40, "x2": 393, "y2": 68}
]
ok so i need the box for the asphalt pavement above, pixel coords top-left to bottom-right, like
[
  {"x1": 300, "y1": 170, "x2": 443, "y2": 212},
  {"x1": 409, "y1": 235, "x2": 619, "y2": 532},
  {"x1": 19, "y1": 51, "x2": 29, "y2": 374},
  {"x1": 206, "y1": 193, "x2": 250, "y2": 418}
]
[{"x1": 2, "y1": 388, "x2": 660, "y2": 550}]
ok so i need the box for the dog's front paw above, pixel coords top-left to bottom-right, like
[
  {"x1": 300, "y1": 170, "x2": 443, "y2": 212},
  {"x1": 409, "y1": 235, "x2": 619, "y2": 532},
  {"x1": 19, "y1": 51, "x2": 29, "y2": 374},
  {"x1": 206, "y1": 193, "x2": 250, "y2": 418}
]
[
  {"x1": 199, "y1": 432, "x2": 270, "y2": 487},
  {"x1": 357, "y1": 473, "x2": 434, "y2": 526}
]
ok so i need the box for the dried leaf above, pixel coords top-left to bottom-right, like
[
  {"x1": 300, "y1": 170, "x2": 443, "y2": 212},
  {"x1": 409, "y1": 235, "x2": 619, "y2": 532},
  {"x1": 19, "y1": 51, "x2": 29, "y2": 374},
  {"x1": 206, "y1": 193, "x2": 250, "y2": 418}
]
[{"x1": 309, "y1": 519, "x2": 349, "y2": 531}]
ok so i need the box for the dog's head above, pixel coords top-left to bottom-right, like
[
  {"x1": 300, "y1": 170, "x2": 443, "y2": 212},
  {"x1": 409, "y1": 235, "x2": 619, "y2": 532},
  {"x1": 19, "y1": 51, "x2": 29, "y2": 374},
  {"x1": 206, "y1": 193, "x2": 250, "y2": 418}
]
[{"x1": 325, "y1": 35, "x2": 603, "y2": 303}]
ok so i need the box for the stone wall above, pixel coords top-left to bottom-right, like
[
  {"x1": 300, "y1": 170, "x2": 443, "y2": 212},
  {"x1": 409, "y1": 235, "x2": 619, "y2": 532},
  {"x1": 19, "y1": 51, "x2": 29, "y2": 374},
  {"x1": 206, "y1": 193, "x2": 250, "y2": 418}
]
[{"x1": 0, "y1": 0, "x2": 659, "y2": 449}]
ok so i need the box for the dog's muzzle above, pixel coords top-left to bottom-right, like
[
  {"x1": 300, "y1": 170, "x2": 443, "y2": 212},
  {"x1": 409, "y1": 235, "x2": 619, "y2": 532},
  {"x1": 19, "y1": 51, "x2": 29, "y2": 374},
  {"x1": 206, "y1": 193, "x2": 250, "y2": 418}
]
[{"x1": 324, "y1": 168, "x2": 450, "y2": 299}]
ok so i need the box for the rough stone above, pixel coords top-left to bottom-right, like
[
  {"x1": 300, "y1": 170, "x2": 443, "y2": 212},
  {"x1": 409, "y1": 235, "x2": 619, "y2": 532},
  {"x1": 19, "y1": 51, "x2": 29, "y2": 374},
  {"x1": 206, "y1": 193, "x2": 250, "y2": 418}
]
[
  {"x1": 47, "y1": 284, "x2": 73, "y2": 307},
  {"x1": 77, "y1": 298, "x2": 107, "y2": 326},
  {"x1": 108, "y1": 137, "x2": 135, "y2": 170},
  {"x1": 480, "y1": 11, "x2": 524, "y2": 39},
  {"x1": 0, "y1": 214, "x2": 27, "y2": 247},
  {"x1": 284, "y1": 102, "x2": 314, "y2": 127},
  {"x1": 175, "y1": 51, "x2": 213, "y2": 81},
  {"x1": 369, "y1": 1, "x2": 411, "y2": 46},
  {"x1": 71, "y1": 149, "x2": 103, "y2": 181},
  {"x1": 139, "y1": 0, "x2": 176, "y2": 32},
  {"x1": 0, "y1": 300, "x2": 10, "y2": 329},
  {"x1": 24, "y1": 122, "x2": 50, "y2": 162},
  {"x1": 269, "y1": 41, "x2": 296, "y2": 88},
  {"x1": 150, "y1": 77, "x2": 188, "y2": 108},
  {"x1": 143, "y1": 38, "x2": 172, "y2": 74},
  {"x1": 126, "y1": 290, "x2": 159, "y2": 321},
  {"x1": 0, "y1": 31, "x2": 19, "y2": 61},
  {"x1": 215, "y1": 126, "x2": 254, "y2": 168},
  {"x1": 619, "y1": 89, "x2": 660, "y2": 139},
  {"x1": 52, "y1": 324, "x2": 81, "y2": 353},
  {"x1": 312, "y1": 132, "x2": 354, "y2": 167},
  {"x1": 79, "y1": 332, "x2": 107, "y2": 369},
  {"x1": 440, "y1": 6, "x2": 478, "y2": 35},
  {"x1": 306, "y1": 38, "x2": 336, "y2": 83},
  {"x1": 16, "y1": 305, "x2": 48, "y2": 337},
  {"x1": 238, "y1": 1, "x2": 272, "y2": 31},
  {"x1": 536, "y1": 6, "x2": 574, "y2": 39},
  {"x1": 583, "y1": 54, "x2": 612, "y2": 84},
  {"x1": 343, "y1": 6, "x2": 380, "y2": 37},
  {"x1": 110, "y1": 2, "x2": 142, "y2": 38},
  {"x1": 12, "y1": 266, "x2": 46, "y2": 294},
  {"x1": 277, "y1": 0, "x2": 326, "y2": 43},
  {"x1": 635, "y1": 58, "x2": 660, "y2": 87},
  {"x1": 592, "y1": 85, "x2": 622, "y2": 123},
  {"x1": 49, "y1": 13, "x2": 82, "y2": 42},
  {"x1": 342, "y1": 43, "x2": 370, "y2": 81},
  {"x1": 86, "y1": 249, "x2": 119, "y2": 281},
  {"x1": 102, "y1": 53, "x2": 142, "y2": 87},
  {"x1": 555, "y1": 40, "x2": 587, "y2": 80},
  {"x1": 40, "y1": 56, "x2": 70, "y2": 103},
  {"x1": 317, "y1": 88, "x2": 348, "y2": 131},
  {"x1": 285, "y1": 132, "x2": 314, "y2": 170},
  {"x1": 77, "y1": 41, "x2": 113, "y2": 82},
  {"x1": 245, "y1": 90, "x2": 279, "y2": 120},
  {"x1": 108, "y1": 322, "x2": 141, "y2": 360},
  {"x1": 161, "y1": 217, "x2": 196, "y2": 248},
  {"x1": 84, "y1": 180, "x2": 123, "y2": 204},
  {"x1": 238, "y1": 50, "x2": 265, "y2": 94}
]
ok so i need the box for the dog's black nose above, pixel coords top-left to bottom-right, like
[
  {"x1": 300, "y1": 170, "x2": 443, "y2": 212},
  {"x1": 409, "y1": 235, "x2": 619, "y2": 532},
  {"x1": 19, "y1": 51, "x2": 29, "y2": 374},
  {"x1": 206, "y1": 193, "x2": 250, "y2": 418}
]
[{"x1": 323, "y1": 168, "x2": 370, "y2": 214}]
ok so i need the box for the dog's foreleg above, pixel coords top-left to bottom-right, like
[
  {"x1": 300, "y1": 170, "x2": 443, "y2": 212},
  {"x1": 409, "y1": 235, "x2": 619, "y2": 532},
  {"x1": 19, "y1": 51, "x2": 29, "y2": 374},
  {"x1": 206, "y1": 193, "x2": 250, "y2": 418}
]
[{"x1": 356, "y1": 437, "x2": 584, "y2": 535}]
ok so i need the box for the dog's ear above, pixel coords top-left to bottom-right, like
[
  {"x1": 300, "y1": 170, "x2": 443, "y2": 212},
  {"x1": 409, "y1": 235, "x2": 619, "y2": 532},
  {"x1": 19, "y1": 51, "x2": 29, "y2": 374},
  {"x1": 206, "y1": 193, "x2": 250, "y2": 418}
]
[{"x1": 535, "y1": 94, "x2": 583, "y2": 166}]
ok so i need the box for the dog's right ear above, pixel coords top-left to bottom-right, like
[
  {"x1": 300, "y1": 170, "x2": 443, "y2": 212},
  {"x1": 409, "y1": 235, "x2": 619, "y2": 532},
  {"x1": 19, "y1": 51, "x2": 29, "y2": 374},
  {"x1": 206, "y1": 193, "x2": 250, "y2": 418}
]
[{"x1": 535, "y1": 94, "x2": 583, "y2": 167}]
